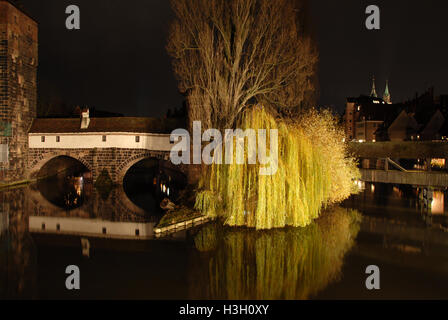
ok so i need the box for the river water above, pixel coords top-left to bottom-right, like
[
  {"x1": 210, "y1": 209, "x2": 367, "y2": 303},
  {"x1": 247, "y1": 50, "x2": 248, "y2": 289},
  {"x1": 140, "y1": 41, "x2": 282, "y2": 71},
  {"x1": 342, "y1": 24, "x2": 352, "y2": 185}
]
[{"x1": 1, "y1": 171, "x2": 448, "y2": 299}]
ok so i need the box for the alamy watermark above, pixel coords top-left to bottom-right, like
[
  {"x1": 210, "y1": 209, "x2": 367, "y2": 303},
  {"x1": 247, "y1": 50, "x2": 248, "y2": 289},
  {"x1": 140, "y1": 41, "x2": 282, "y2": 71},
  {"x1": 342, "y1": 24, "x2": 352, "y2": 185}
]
[
  {"x1": 365, "y1": 265, "x2": 380, "y2": 290},
  {"x1": 65, "y1": 265, "x2": 80, "y2": 290},
  {"x1": 170, "y1": 121, "x2": 279, "y2": 176},
  {"x1": 66, "y1": 5, "x2": 80, "y2": 30},
  {"x1": 365, "y1": 5, "x2": 380, "y2": 30}
]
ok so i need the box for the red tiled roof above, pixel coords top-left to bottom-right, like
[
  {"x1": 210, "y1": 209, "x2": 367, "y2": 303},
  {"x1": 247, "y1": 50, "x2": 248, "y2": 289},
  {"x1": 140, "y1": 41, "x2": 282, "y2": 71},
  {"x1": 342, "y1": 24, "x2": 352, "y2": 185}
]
[{"x1": 29, "y1": 117, "x2": 184, "y2": 134}]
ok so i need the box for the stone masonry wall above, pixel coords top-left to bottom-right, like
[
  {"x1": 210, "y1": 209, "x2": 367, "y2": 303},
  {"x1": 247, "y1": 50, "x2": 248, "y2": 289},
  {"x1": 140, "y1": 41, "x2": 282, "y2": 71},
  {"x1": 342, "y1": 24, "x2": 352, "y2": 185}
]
[{"x1": 0, "y1": 2, "x2": 38, "y2": 183}]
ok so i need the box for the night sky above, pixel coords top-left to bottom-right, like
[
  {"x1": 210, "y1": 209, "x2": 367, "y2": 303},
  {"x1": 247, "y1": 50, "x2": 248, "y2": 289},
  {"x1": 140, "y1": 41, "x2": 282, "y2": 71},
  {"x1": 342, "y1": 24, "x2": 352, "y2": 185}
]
[{"x1": 15, "y1": 0, "x2": 448, "y2": 117}]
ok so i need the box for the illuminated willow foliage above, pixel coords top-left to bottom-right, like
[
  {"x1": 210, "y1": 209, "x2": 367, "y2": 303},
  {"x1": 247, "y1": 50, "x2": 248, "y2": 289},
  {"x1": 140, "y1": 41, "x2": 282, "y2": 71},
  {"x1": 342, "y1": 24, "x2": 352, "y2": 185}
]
[
  {"x1": 190, "y1": 207, "x2": 362, "y2": 299},
  {"x1": 195, "y1": 107, "x2": 360, "y2": 230}
]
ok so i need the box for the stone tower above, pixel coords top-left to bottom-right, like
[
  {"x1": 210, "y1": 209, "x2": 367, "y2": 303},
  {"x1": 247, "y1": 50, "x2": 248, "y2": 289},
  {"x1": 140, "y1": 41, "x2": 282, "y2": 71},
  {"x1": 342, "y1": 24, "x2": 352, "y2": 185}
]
[{"x1": 0, "y1": 0, "x2": 38, "y2": 183}]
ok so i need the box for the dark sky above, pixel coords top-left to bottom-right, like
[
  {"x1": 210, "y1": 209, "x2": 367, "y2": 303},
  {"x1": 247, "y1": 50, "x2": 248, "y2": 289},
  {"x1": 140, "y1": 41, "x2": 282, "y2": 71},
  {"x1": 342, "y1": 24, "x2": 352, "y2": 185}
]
[{"x1": 15, "y1": 0, "x2": 448, "y2": 116}]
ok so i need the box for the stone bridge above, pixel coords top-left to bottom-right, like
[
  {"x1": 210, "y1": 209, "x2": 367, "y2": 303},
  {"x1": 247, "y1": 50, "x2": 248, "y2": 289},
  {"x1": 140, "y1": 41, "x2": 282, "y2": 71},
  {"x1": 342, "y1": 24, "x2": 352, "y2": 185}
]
[
  {"x1": 27, "y1": 147, "x2": 173, "y2": 184},
  {"x1": 26, "y1": 116, "x2": 193, "y2": 184}
]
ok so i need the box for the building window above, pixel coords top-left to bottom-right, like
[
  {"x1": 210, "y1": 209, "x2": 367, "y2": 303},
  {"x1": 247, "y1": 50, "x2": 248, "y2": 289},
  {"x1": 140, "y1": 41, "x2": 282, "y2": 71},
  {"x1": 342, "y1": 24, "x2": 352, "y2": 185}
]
[
  {"x1": 41, "y1": 136, "x2": 45, "y2": 143},
  {"x1": 56, "y1": 136, "x2": 60, "y2": 143},
  {"x1": 135, "y1": 136, "x2": 140, "y2": 143},
  {"x1": 102, "y1": 135, "x2": 107, "y2": 142},
  {"x1": 102, "y1": 227, "x2": 107, "y2": 234}
]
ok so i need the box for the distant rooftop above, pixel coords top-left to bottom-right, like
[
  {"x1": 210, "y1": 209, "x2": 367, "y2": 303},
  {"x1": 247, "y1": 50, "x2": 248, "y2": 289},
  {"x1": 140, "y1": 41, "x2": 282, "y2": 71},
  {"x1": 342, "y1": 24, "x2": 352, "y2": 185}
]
[
  {"x1": 347, "y1": 95, "x2": 385, "y2": 104},
  {"x1": 29, "y1": 117, "x2": 185, "y2": 134}
]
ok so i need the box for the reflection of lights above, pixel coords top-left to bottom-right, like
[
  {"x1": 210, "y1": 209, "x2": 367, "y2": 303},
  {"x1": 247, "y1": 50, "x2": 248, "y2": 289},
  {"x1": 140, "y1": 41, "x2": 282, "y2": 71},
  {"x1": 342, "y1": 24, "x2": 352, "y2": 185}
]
[
  {"x1": 371, "y1": 184, "x2": 375, "y2": 193},
  {"x1": 431, "y1": 158, "x2": 446, "y2": 169},
  {"x1": 159, "y1": 183, "x2": 171, "y2": 196},
  {"x1": 353, "y1": 180, "x2": 365, "y2": 190},
  {"x1": 431, "y1": 191, "x2": 444, "y2": 215},
  {"x1": 74, "y1": 177, "x2": 84, "y2": 196}
]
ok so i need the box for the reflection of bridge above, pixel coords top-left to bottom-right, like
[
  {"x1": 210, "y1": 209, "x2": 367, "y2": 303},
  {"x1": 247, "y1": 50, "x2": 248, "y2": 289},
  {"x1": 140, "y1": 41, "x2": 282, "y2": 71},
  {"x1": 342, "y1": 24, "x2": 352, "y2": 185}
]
[
  {"x1": 27, "y1": 116, "x2": 188, "y2": 184},
  {"x1": 27, "y1": 184, "x2": 157, "y2": 239},
  {"x1": 350, "y1": 142, "x2": 448, "y2": 187}
]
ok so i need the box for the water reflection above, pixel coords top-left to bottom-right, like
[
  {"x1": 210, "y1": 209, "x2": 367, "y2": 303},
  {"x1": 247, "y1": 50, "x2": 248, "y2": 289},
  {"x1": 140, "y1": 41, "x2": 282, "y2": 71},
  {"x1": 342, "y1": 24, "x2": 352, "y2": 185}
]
[
  {"x1": 432, "y1": 191, "x2": 445, "y2": 215},
  {"x1": 0, "y1": 174, "x2": 189, "y2": 299},
  {"x1": 37, "y1": 175, "x2": 89, "y2": 210},
  {"x1": 189, "y1": 207, "x2": 362, "y2": 300},
  {"x1": 0, "y1": 188, "x2": 37, "y2": 299},
  {"x1": 4, "y1": 175, "x2": 448, "y2": 299},
  {"x1": 29, "y1": 179, "x2": 159, "y2": 239}
]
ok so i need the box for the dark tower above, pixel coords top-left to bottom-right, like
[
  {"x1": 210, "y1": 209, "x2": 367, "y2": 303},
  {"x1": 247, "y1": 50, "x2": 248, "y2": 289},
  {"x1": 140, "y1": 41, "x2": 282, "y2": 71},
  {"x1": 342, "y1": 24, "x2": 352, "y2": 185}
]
[{"x1": 0, "y1": 0, "x2": 38, "y2": 182}]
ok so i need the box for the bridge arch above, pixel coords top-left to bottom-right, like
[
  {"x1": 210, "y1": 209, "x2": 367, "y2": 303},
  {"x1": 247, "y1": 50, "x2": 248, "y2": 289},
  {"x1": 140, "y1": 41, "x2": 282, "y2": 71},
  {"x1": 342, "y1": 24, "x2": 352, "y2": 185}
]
[
  {"x1": 28, "y1": 150, "x2": 93, "y2": 180},
  {"x1": 115, "y1": 150, "x2": 169, "y2": 185}
]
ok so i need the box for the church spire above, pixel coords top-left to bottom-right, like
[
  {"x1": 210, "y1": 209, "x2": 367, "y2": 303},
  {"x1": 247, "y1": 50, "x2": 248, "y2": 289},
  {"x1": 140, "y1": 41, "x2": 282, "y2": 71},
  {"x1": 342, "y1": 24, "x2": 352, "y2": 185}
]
[
  {"x1": 383, "y1": 80, "x2": 392, "y2": 104},
  {"x1": 370, "y1": 76, "x2": 378, "y2": 98}
]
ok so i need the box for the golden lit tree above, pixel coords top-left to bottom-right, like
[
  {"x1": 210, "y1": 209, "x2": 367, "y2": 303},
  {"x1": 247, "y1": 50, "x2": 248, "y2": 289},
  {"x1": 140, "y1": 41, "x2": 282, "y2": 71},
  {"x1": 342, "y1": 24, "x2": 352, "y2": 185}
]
[{"x1": 194, "y1": 107, "x2": 360, "y2": 229}]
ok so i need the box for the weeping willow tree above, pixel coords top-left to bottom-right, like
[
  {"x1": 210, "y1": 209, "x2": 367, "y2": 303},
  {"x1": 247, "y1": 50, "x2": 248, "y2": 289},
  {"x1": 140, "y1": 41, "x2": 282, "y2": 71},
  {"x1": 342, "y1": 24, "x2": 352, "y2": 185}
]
[
  {"x1": 194, "y1": 107, "x2": 359, "y2": 229},
  {"x1": 168, "y1": 0, "x2": 358, "y2": 229},
  {"x1": 189, "y1": 207, "x2": 362, "y2": 299}
]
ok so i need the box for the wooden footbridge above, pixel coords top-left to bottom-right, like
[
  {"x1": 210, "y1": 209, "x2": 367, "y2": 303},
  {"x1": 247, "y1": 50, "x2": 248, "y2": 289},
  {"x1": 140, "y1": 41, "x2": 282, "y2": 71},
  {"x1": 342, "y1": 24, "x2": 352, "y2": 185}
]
[{"x1": 349, "y1": 142, "x2": 448, "y2": 187}]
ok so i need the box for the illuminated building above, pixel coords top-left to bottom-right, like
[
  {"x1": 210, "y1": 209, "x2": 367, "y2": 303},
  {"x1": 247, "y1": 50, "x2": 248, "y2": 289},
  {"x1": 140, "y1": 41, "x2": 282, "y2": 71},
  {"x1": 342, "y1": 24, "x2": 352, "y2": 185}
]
[{"x1": 344, "y1": 77, "x2": 394, "y2": 142}]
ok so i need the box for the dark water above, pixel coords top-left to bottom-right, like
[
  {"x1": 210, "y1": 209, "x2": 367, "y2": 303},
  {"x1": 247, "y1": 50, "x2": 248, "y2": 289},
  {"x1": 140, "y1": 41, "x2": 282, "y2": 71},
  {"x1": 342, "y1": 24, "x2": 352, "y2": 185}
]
[{"x1": 1, "y1": 173, "x2": 448, "y2": 299}]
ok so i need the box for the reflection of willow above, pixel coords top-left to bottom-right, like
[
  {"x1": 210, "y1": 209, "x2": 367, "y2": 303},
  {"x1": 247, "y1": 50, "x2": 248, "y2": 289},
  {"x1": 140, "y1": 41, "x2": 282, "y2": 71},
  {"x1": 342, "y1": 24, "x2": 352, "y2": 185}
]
[
  {"x1": 0, "y1": 189, "x2": 37, "y2": 299},
  {"x1": 190, "y1": 207, "x2": 361, "y2": 300}
]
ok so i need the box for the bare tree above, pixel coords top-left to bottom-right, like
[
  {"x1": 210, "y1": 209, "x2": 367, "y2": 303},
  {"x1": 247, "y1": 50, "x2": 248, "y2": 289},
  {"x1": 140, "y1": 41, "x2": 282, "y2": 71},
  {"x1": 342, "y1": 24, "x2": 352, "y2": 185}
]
[{"x1": 167, "y1": 0, "x2": 318, "y2": 130}]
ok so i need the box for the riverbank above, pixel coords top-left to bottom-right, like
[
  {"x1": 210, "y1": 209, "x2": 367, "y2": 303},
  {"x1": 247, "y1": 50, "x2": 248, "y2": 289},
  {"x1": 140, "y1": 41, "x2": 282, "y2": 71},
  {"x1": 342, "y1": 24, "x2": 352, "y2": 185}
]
[
  {"x1": 155, "y1": 215, "x2": 213, "y2": 237},
  {"x1": 155, "y1": 202, "x2": 213, "y2": 237}
]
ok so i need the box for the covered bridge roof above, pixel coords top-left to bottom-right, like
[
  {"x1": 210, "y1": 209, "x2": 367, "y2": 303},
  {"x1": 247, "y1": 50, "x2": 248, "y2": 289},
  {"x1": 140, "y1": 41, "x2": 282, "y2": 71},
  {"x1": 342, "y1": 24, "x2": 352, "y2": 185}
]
[{"x1": 29, "y1": 117, "x2": 184, "y2": 134}]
